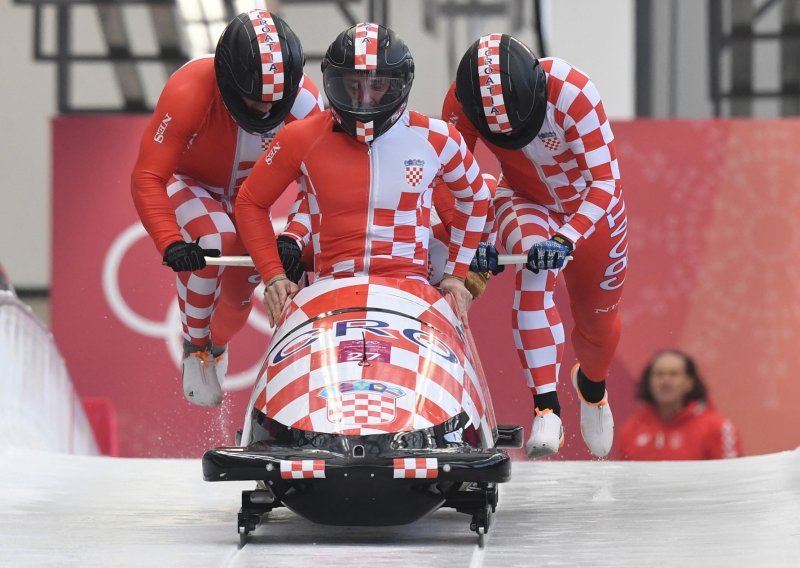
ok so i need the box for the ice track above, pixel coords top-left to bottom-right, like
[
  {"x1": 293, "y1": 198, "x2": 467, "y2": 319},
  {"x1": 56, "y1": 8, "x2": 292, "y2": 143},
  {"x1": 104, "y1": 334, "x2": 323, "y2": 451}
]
[{"x1": 1, "y1": 448, "x2": 798, "y2": 567}]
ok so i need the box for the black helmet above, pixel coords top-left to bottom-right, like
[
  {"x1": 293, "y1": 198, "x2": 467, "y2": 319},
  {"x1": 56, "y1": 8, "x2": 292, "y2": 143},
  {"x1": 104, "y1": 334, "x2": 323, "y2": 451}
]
[
  {"x1": 455, "y1": 34, "x2": 547, "y2": 150},
  {"x1": 321, "y1": 23, "x2": 414, "y2": 143},
  {"x1": 215, "y1": 10, "x2": 305, "y2": 134}
]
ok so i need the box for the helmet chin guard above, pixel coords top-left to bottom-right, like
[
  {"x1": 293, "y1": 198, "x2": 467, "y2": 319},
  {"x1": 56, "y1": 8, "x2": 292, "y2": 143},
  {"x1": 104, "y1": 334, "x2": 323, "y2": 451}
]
[
  {"x1": 215, "y1": 10, "x2": 305, "y2": 134},
  {"x1": 455, "y1": 34, "x2": 547, "y2": 150},
  {"x1": 322, "y1": 23, "x2": 414, "y2": 144}
]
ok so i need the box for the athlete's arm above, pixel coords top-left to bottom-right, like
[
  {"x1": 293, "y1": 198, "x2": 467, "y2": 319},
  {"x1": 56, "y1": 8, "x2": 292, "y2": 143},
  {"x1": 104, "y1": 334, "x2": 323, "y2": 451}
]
[
  {"x1": 131, "y1": 63, "x2": 212, "y2": 254},
  {"x1": 554, "y1": 76, "x2": 621, "y2": 248},
  {"x1": 438, "y1": 123, "x2": 490, "y2": 280},
  {"x1": 281, "y1": 75, "x2": 324, "y2": 249},
  {"x1": 236, "y1": 126, "x2": 305, "y2": 282}
]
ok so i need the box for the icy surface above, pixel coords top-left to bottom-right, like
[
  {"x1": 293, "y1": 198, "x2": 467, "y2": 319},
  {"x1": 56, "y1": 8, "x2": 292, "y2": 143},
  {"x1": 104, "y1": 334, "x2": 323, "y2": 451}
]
[{"x1": 0, "y1": 448, "x2": 798, "y2": 567}]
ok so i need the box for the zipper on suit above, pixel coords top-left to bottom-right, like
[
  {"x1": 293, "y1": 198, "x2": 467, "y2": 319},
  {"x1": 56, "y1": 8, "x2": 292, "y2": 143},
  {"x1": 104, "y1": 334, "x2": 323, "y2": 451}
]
[{"x1": 364, "y1": 143, "x2": 376, "y2": 274}]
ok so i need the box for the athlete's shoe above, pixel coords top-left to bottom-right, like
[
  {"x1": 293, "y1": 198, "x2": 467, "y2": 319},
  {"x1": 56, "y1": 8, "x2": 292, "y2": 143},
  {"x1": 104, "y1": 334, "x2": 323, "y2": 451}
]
[
  {"x1": 525, "y1": 408, "x2": 564, "y2": 458},
  {"x1": 182, "y1": 342, "x2": 223, "y2": 407},
  {"x1": 571, "y1": 364, "x2": 614, "y2": 458},
  {"x1": 212, "y1": 344, "x2": 228, "y2": 385}
]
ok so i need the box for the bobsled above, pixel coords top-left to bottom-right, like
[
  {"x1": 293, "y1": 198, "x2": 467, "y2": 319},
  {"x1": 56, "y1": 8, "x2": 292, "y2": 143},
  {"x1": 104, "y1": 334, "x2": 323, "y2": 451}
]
[{"x1": 202, "y1": 275, "x2": 523, "y2": 545}]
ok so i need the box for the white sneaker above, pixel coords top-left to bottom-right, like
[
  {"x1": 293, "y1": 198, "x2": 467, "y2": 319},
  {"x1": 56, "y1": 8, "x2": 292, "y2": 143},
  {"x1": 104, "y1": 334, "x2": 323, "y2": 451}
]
[
  {"x1": 212, "y1": 345, "x2": 228, "y2": 385},
  {"x1": 525, "y1": 408, "x2": 564, "y2": 458},
  {"x1": 571, "y1": 364, "x2": 614, "y2": 458},
  {"x1": 182, "y1": 349, "x2": 223, "y2": 407}
]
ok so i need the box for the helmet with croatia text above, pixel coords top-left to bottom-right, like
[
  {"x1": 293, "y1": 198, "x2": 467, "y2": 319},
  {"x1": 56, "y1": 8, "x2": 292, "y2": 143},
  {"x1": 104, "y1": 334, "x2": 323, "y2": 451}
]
[
  {"x1": 455, "y1": 34, "x2": 547, "y2": 150},
  {"x1": 215, "y1": 10, "x2": 305, "y2": 134}
]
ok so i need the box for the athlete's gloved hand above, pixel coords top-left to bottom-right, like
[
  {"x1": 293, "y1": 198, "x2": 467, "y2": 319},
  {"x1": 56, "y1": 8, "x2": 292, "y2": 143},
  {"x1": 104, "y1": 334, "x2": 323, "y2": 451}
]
[
  {"x1": 526, "y1": 235, "x2": 573, "y2": 274},
  {"x1": 162, "y1": 240, "x2": 221, "y2": 272},
  {"x1": 470, "y1": 243, "x2": 504, "y2": 275},
  {"x1": 277, "y1": 235, "x2": 305, "y2": 284}
]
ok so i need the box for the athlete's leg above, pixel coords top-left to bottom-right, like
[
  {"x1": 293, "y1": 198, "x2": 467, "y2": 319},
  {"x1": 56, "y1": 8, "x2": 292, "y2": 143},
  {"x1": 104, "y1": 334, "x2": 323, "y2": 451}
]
[
  {"x1": 562, "y1": 196, "x2": 628, "y2": 457},
  {"x1": 495, "y1": 188, "x2": 566, "y2": 457},
  {"x1": 496, "y1": 189, "x2": 565, "y2": 397},
  {"x1": 168, "y1": 176, "x2": 239, "y2": 348},
  {"x1": 563, "y1": 196, "x2": 628, "y2": 382},
  {"x1": 210, "y1": 259, "x2": 260, "y2": 348}
]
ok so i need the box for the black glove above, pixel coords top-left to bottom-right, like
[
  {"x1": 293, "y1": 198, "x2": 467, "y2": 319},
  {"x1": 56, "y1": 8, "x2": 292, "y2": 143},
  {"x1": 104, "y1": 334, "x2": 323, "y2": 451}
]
[
  {"x1": 277, "y1": 235, "x2": 305, "y2": 284},
  {"x1": 526, "y1": 235, "x2": 573, "y2": 274},
  {"x1": 162, "y1": 240, "x2": 220, "y2": 272},
  {"x1": 470, "y1": 242, "x2": 505, "y2": 275}
]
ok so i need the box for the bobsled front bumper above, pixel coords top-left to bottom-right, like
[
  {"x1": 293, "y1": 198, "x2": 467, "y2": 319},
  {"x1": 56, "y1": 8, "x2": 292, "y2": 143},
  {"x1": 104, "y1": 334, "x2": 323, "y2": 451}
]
[{"x1": 202, "y1": 444, "x2": 511, "y2": 484}]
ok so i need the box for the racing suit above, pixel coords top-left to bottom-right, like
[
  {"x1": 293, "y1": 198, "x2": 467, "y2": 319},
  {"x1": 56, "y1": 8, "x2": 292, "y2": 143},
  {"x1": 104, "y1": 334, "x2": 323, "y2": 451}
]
[
  {"x1": 131, "y1": 56, "x2": 323, "y2": 347},
  {"x1": 236, "y1": 110, "x2": 490, "y2": 286},
  {"x1": 442, "y1": 57, "x2": 628, "y2": 395}
]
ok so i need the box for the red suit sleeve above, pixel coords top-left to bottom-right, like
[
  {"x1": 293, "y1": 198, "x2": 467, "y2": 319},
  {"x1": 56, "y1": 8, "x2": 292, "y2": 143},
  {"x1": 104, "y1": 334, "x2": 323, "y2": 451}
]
[
  {"x1": 434, "y1": 83, "x2": 496, "y2": 244},
  {"x1": 236, "y1": 125, "x2": 305, "y2": 282},
  {"x1": 281, "y1": 75, "x2": 324, "y2": 248},
  {"x1": 433, "y1": 173, "x2": 497, "y2": 245},
  {"x1": 130, "y1": 63, "x2": 213, "y2": 255},
  {"x1": 436, "y1": 123, "x2": 490, "y2": 279},
  {"x1": 441, "y1": 82, "x2": 480, "y2": 153}
]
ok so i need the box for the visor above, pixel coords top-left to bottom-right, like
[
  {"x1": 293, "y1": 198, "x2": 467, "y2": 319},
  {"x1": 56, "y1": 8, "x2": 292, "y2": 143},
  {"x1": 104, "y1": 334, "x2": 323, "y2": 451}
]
[{"x1": 324, "y1": 67, "x2": 412, "y2": 115}]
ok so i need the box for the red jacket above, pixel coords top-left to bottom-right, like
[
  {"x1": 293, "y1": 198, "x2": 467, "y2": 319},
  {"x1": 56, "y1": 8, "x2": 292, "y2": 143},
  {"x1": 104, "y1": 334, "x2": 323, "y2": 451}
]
[{"x1": 617, "y1": 401, "x2": 742, "y2": 460}]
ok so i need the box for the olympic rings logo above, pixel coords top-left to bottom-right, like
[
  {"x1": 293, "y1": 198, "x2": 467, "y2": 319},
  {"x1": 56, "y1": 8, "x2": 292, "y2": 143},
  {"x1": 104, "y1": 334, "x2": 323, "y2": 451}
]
[{"x1": 102, "y1": 219, "x2": 287, "y2": 392}]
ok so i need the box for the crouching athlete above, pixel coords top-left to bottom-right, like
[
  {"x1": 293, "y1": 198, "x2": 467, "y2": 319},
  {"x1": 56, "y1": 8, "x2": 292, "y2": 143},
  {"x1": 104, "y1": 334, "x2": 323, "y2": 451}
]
[{"x1": 236, "y1": 23, "x2": 490, "y2": 322}]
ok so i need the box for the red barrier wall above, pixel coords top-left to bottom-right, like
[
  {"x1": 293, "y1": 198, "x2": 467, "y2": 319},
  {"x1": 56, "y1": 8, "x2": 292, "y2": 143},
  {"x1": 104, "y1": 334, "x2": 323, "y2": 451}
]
[{"x1": 52, "y1": 116, "x2": 800, "y2": 458}]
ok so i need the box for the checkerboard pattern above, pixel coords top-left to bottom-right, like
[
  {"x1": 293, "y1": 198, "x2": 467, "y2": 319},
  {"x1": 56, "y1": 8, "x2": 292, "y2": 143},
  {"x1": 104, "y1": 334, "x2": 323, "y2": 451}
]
[
  {"x1": 495, "y1": 188, "x2": 565, "y2": 394},
  {"x1": 535, "y1": 57, "x2": 621, "y2": 246},
  {"x1": 167, "y1": 175, "x2": 257, "y2": 346},
  {"x1": 541, "y1": 136, "x2": 561, "y2": 151},
  {"x1": 329, "y1": 392, "x2": 397, "y2": 425},
  {"x1": 355, "y1": 120, "x2": 374, "y2": 143},
  {"x1": 405, "y1": 165, "x2": 423, "y2": 187},
  {"x1": 477, "y1": 34, "x2": 512, "y2": 134},
  {"x1": 393, "y1": 458, "x2": 438, "y2": 479},
  {"x1": 408, "y1": 112, "x2": 490, "y2": 279},
  {"x1": 354, "y1": 23, "x2": 379, "y2": 70},
  {"x1": 248, "y1": 10, "x2": 285, "y2": 101},
  {"x1": 279, "y1": 459, "x2": 326, "y2": 479}
]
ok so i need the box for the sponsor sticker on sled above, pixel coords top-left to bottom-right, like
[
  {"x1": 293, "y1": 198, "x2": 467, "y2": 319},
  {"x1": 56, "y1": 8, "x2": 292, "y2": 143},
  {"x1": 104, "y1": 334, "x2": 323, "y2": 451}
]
[
  {"x1": 319, "y1": 380, "x2": 404, "y2": 425},
  {"x1": 280, "y1": 459, "x2": 326, "y2": 479},
  {"x1": 393, "y1": 457, "x2": 439, "y2": 479},
  {"x1": 338, "y1": 339, "x2": 391, "y2": 364}
]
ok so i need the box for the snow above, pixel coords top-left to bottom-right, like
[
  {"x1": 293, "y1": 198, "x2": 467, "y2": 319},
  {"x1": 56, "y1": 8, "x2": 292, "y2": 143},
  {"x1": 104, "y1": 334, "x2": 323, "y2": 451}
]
[{"x1": 0, "y1": 448, "x2": 798, "y2": 567}]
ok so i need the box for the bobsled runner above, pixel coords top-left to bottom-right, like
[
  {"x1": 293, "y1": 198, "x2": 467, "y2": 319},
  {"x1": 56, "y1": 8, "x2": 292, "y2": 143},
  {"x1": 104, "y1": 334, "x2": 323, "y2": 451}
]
[{"x1": 202, "y1": 276, "x2": 523, "y2": 545}]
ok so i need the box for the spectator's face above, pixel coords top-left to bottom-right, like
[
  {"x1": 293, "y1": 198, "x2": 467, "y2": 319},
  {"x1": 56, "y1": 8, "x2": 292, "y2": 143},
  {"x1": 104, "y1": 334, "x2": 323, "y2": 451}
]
[
  {"x1": 649, "y1": 352, "x2": 694, "y2": 408},
  {"x1": 343, "y1": 72, "x2": 392, "y2": 107}
]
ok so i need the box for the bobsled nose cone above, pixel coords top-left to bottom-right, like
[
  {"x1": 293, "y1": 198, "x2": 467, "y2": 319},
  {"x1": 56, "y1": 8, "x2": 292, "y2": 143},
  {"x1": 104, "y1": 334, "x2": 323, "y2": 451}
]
[{"x1": 182, "y1": 349, "x2": 223, "y2": 407}]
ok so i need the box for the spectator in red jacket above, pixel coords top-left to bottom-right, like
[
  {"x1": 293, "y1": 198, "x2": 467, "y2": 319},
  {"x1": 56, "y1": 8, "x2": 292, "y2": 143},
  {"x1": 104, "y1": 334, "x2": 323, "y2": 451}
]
[{"x1": 617, "y1": 350, "x2": 741, "y2": 460}]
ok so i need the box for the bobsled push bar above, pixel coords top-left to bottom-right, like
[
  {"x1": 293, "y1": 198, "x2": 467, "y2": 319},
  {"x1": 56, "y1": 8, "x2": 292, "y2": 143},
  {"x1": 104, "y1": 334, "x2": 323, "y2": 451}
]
[{"x1": 203, "y1": 254, "x2": 560, "y2": 267}]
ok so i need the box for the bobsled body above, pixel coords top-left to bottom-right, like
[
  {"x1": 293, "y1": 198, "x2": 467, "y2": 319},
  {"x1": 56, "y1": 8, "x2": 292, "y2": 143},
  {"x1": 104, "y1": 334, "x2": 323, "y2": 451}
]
[{"x1": 203, "y1": 276, "x2": 520, "y2": 536}]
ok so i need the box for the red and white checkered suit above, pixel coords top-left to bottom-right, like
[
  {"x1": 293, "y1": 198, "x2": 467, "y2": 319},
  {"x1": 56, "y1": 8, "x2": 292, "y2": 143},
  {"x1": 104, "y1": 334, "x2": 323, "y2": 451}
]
[
  {"x1": 132, "y1": 58, "x2": 323, "y2": 347},
  {"x1": 442, "y1": 56, "x2": 627, "y2": 390},
  {"x1": 236, "y1": 110, "x2": 489, "y2": 284}
]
